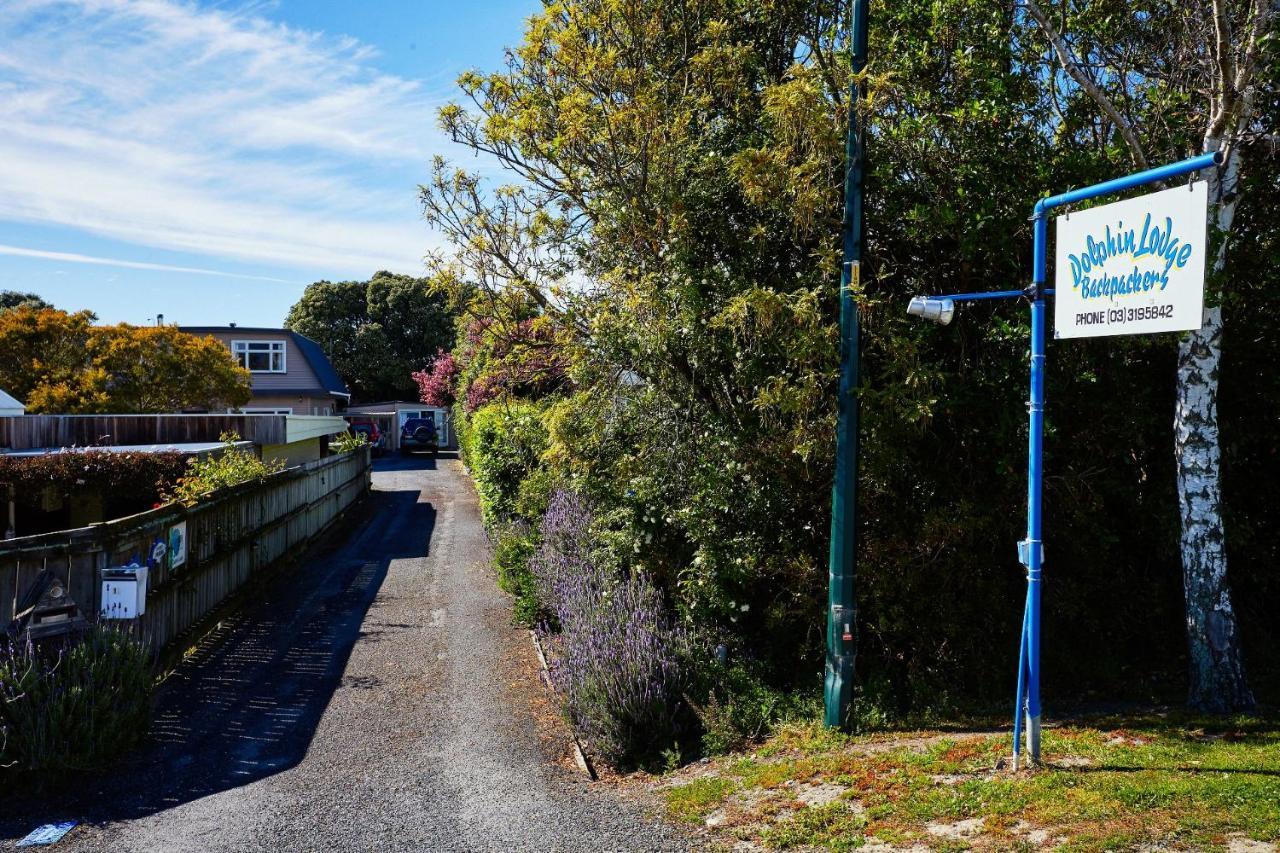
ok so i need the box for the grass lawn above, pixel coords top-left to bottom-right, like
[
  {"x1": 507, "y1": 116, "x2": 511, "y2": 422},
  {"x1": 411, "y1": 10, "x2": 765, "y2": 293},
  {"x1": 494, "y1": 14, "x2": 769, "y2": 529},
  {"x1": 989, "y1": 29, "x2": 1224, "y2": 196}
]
[{"x1": 660, "y1": 712, "x2": 1280, "y2": 851}]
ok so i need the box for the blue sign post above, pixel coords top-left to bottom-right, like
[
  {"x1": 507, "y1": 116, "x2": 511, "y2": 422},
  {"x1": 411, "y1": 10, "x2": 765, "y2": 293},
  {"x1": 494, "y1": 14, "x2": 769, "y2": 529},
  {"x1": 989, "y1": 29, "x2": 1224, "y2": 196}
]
[{"x1": 906, "y1": 151, "x2": 1220, "y2": 767}]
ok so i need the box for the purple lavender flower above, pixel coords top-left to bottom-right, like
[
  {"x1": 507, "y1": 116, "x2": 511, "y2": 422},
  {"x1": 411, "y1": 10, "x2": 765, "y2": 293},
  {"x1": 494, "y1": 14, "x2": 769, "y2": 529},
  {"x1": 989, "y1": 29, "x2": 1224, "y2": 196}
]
[{"x1": 532, "y1": 489, "x2": 686, "y2": 766}]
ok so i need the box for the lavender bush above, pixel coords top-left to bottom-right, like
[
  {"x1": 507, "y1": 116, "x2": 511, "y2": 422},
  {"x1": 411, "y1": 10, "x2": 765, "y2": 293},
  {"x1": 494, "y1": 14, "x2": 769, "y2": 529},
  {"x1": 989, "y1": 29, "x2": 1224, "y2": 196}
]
[
  {"x1": 529, "y1": 489, "x2": 594, "y2": 615},
  {"x1": 0, "y1": 625, "x2": 152, "y2": 773},
  {"x1": 533, "y1": 489, "x2": 687, "y2": 767}
]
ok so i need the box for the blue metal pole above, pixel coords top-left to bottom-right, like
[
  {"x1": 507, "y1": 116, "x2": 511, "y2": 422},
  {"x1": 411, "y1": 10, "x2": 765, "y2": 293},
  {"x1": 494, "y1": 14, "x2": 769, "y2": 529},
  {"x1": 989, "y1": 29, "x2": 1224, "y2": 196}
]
[
  {"x1": 1012, "y1": 598, "x2": 1029, "y2": 766},
  {"x1": 1025, "y1": 286, "x2": 1047, "y2": 763},
  {"x1": 1038, "y1": 151, "x2": 1221, "y2": 214},
  {"x1": 948, "y1": 289, "x2": 1026, "y2": 302},
  {"x1": 1013, "y1": 152, "x2": 1217, "y2": 767}
]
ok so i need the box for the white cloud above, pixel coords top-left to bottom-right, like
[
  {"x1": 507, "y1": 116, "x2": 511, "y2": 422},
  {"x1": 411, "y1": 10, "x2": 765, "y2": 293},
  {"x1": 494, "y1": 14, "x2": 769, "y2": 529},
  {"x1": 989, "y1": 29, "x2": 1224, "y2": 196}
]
[
  {"x1": 0, "y1": 0, "x2": 460, "y2": 275},
  {"x1": 0, "y1": 243, "x2": 295, "y2": 282}
]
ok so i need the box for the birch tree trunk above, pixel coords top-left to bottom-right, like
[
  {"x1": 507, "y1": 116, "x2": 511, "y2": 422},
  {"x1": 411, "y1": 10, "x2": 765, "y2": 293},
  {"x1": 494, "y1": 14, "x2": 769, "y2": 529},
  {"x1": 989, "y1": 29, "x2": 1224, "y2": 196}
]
[{"x1": 1174, "y1": 138, "x2": 1254, "y2": 712}]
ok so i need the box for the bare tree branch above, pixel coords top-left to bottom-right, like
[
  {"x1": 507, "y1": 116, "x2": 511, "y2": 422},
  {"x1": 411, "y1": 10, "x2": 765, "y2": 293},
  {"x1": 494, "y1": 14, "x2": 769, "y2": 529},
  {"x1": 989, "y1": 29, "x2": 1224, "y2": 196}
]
[{"x1": 1211, "y1": 0, "x2": 1240, "y2": 104}]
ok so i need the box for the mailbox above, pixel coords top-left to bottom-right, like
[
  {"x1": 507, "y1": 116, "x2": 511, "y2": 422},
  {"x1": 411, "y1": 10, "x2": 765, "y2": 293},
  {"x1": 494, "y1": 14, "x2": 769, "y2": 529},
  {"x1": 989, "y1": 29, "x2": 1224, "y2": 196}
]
[{"x1": 100, "y1": 564, "x2": 148, "y2": 619}]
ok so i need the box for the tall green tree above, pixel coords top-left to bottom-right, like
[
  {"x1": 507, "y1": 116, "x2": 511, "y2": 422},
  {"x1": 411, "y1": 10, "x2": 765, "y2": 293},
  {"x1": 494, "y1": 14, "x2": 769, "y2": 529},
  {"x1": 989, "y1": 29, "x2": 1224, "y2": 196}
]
[
  {"x1": 285, "y1": 271, "x2": 454, "y2": 403},
  {"x1": 0, "y1": 291, "x2": 51, "y2": 312}
]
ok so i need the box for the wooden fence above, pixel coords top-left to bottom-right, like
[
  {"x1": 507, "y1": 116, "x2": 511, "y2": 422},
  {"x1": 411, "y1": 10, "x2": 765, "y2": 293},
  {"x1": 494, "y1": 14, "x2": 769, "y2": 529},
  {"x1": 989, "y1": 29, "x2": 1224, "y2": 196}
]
[
  {"x1": 0, "y1": 446, "x2": 371, "y2": 654},
  {"x1": 0, "y1": 414, "x2": 289, "y2": 450}
]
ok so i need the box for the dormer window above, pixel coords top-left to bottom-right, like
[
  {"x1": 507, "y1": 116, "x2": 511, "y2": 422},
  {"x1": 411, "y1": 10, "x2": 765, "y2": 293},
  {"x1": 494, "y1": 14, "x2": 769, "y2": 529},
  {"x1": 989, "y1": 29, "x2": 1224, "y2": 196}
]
[{"x1": 232, "y1": 340, "x2": 286, "y2": 373}]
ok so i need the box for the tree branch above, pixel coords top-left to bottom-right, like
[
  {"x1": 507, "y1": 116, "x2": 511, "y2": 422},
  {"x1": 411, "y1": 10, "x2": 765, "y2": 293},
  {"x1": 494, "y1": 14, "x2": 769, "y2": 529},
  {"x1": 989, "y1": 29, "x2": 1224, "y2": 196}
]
[{"x1": 1023, "y1": 0, "x2": 1151, "y2": 170}]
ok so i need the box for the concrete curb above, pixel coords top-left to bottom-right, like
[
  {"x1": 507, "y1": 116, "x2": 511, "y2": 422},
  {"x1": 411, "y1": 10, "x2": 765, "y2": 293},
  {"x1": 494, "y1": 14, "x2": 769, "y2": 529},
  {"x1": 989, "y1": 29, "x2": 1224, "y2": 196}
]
[{"x1": 529, "y1": 629, "x2": 597, "y2": 781}]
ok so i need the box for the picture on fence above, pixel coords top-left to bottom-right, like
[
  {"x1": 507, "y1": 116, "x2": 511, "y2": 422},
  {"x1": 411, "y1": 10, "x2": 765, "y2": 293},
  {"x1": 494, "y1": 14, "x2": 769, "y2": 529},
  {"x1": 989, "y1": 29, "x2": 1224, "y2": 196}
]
[{"x1": 168, "y1": 521, "x2": 187, "y2": 569}]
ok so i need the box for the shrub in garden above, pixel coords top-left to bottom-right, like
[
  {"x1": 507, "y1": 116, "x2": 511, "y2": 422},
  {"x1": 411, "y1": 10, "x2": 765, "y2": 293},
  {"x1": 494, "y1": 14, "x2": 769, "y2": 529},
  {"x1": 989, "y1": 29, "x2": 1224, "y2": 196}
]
[
  {"x1": 529, "y1": 489, "x2": 594, "y2": 616},
  {"x1": 330, "y1": 430, "x2": 369, "y2": 454},
  {"x1": 492, "y1": 522, "x2": 541, "y2": 625},
  {"x1": 535, "y1": 490, "x2": 688, "y2": 768},
  {"x1": 0, "y1": 625, "x2": 153, "y2": 773},
  {"x1": 688, "y1": 661, "x2": 822, "y2": 755},
  {"x1": 458, "y1": 402, "x2": 549, "y2": 526},
  {"x1": 411, "y1": 348, "x2": 459, "y2": 408},
  {"x1": 0, "y1": 449, "x2": 187, "y2": 524},
  {"x1": 165, "y1": 432, "x2": 284, "y2": 506}
]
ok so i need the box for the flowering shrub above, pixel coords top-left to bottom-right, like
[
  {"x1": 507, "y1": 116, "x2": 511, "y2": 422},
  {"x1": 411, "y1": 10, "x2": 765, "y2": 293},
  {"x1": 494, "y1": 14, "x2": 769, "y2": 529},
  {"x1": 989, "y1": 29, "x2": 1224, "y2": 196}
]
[
  {"x1": 529, "y1": 489, "x2": 593, "y2": 613},
  {"x1": 534, "y1": 490, "x2": 687, "y2": 767},
  {"x1": 455, "y1": 317, "x2": 569, "y2": 413},
  {"x1": 411, "y1": 348, "x2": 459, "y2": 408},
  {"x1": 0, "y1": 625, "x2": 153, "y2": 772}
]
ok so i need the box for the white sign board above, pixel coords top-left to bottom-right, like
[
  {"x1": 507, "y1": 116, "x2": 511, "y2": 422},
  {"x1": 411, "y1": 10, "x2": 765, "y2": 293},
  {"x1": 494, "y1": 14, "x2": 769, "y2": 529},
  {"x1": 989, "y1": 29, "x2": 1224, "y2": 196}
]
[{"x1": 1054, "y1": 182, "x2": 1208, "y2": 339}]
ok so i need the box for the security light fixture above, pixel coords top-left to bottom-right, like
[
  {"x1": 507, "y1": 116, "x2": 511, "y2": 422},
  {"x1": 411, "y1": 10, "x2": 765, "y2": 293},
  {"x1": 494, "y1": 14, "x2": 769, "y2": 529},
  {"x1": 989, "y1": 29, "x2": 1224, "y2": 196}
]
[{"x1": 906, "y1": 296, "x2": 955, "y2": 325}]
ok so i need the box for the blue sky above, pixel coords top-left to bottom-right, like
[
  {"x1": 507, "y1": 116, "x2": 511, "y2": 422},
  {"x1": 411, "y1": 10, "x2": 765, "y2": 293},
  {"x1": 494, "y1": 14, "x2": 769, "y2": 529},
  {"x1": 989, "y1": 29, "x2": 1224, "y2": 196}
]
[{"x1": 0, "y1": 0, "x2": 539, "y2": 326}]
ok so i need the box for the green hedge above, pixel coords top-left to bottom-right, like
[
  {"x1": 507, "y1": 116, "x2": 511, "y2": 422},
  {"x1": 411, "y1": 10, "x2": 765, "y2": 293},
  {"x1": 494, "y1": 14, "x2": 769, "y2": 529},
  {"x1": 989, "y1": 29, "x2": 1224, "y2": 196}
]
[{"x1": 457, "y1": 400, "x2": 550, "y2": 528}]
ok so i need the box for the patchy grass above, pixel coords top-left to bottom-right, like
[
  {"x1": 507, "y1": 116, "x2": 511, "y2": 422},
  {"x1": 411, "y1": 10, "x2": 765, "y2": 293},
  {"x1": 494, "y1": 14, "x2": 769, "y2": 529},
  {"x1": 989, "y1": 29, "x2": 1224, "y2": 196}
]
[
  {"x1": 662, "y1": 712, "x2": 1280, "y2": 851},
  {"x1": 666, "y1": 775, "x2": 739, "y2": 823},
  {"x1": 761, "y1": 800, "x2": 867, "y2": 850}
]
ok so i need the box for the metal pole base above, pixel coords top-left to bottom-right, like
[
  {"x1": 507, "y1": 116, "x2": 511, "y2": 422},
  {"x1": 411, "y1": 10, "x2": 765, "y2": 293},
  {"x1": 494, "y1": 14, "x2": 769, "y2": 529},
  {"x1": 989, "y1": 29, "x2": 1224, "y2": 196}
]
[
  {"x1": 1027, "y1": 714, "x2": 1041, "y2": 761},
  {"x1": 1019, "y1": 714, "x2": 1042, "y2": 768},
  {"x1": 1011, "y1": 716, "x2": 1042, "y2": 771}
]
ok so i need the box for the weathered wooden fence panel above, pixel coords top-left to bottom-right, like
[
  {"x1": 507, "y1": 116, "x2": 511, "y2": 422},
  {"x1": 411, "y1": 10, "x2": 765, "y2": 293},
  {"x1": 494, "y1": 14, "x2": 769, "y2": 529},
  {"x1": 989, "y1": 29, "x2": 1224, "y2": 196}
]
[
  {"x1": 0, "y1": 447, "x2": 371, "y2": 654},
  {"x1": 0, "y1": 414, "x2": 289, "y2": 450}
]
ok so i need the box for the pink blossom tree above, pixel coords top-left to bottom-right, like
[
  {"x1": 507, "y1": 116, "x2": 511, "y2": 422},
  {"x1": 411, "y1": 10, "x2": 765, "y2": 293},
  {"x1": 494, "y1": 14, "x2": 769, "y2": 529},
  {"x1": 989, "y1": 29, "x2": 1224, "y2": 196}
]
[{"x1": 412, "y1": 349, "x2": 459, "y2": 408}]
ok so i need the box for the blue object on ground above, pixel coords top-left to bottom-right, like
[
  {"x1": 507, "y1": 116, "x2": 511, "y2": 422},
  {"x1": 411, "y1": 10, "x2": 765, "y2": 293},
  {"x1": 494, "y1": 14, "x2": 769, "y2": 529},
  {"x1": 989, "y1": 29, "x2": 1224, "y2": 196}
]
[{"x1": 16, "y1": 822, "x2": 77, "y2": 847}]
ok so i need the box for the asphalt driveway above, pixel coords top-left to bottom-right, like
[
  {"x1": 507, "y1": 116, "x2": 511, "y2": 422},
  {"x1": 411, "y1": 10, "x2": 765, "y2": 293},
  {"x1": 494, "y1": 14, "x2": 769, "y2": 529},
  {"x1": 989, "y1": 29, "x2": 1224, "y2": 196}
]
[{"x1": 0, "y1": 453, "x2": 686, "y2": 852}]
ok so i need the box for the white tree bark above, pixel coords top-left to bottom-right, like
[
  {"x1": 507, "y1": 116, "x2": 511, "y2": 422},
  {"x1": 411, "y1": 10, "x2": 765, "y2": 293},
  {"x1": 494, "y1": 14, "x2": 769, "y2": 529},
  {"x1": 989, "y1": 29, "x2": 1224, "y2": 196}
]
[{"x1": 1174, "y1": 137, "x2": 1253, "y2": 712}]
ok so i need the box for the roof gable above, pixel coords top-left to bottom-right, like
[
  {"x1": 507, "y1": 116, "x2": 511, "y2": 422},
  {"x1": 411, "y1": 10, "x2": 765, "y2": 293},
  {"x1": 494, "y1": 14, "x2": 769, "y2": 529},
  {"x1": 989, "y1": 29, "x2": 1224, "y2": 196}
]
[{"x1": 180, "y1": 326, "x2": 349, "y2": 397}]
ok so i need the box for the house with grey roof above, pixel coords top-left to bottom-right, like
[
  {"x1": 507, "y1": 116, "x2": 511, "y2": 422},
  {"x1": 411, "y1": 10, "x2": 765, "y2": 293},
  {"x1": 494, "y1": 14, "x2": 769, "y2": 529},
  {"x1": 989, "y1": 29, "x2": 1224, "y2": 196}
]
[{"x1": 181, "y1": 326, "x2": 350, "y2": 416}]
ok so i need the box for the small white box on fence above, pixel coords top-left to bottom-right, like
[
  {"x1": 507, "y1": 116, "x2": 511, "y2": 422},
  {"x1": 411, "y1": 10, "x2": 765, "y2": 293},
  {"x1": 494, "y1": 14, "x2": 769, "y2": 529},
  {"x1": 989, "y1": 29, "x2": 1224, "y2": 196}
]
[{"x1": 100, "y1": 564, "x2": 148, "y2": 619}]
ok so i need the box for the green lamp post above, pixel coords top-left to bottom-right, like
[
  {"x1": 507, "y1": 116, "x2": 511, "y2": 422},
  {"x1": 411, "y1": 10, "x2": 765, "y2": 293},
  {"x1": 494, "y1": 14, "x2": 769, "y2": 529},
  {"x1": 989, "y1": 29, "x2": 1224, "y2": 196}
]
[{"x1": 825, "y1": 0, "x2": 869, "y2": 730}]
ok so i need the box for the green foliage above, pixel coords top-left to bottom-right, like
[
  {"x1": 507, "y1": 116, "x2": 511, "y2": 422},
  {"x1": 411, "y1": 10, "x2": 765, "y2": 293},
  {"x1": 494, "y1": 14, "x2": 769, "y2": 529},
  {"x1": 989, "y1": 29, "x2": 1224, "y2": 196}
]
[
  {"x1": 166, "y1": 433, "x2": 284, "y2": 506},
  {"x1": 330, "y1": 430, "x2": 368, "y2": 454},
  {"x1": 692, "y1": 662, "x2": 823, "y2": 756},
  {"x1": 284, "y1": 270, "x2": 455, "y2": 403},
  {"x1": 0, "y1": 625, "x2": 153, "y2": 773},
  {"x1": 457, "y1": 402, "x2": 549, "y2": 527},
  {"x1": 427, "y1": 0, "x2": 1280, "y2": 733},
  {"x1": 492, "y1": 523, "x2": 541, "y2": 626},
  {"x1": 0, "y1": 291, "x2": 51, "y2": 312}
]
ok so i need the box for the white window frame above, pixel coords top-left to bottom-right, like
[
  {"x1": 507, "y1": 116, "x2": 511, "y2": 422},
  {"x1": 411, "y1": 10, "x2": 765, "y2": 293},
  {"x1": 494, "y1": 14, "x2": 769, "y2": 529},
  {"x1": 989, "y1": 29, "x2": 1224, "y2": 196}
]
[
  {"x1": 240, "y1": 407, "x2": 293, "y2": 415},
  {"x1": 231, "y1": 340, "x2": 287, "y2": 373}
]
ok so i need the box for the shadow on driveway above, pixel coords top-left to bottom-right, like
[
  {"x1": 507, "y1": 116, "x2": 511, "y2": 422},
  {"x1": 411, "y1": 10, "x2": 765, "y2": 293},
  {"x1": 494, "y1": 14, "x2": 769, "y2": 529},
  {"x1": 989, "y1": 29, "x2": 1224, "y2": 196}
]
[{"x1": 0, "y1": 483, "x2": 434, "y2": 838}]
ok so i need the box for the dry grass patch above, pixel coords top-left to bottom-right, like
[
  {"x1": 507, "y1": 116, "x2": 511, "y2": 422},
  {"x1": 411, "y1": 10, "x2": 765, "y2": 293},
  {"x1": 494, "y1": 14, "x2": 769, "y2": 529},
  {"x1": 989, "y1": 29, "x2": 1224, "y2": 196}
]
[{"x1": 661, "y1": 713, "x2": 1280, "y2": 851}]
